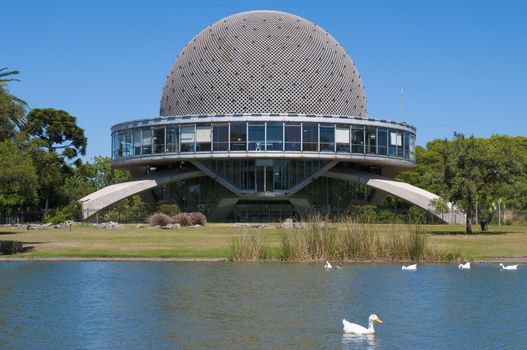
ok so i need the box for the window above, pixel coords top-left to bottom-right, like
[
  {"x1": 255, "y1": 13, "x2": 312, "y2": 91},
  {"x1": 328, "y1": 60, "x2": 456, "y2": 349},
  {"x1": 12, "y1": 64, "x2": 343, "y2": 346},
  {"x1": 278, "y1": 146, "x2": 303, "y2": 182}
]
[
  {"x1": 196, "y1": 125, "x2": 211, "y2": 152},
  {"x1": 248, "y1": 123, "x2": 265, "y2": 151},
  {"x1": 403, "y1": 131, "x2": 410, "y2": 159},
  {"x1": 266, "y1": 123, "x2": 283, "y2": 151},
  {"x1": 142, "y1": 127, "x2": 152, "y2": 155},
  {"x1": 230, "y1": 122, "x2": 247, "y2": 151},
  {"x1": 302, "y1": 123, "x2": 318, "y2": 151},
  {"x1": 336, "y1": 125, "x2": 350, "y2": 152},
  {"x1": 389, "y1": 130, "x2": 402, "y2": 157},
  {"x1": 212, "y1": 124, "x2": 228, "y2": 151},
  {"x1": 133, "y1": 128, "x2": 142, "y2": 155},
  {"x1": 123, "y1": 129, "x2": 132, "y2": 157},
  {"x1": 180, "y1": 125, "x2": 195, "y2": 152},
  {"x1": 112, "y1": 132, "x2": 122, "y2": 159},
  {"x1": 365, "y1": 127, "x2": 376, "y2": 154},
  {"x1": 153, "y1": 127, "x2": 165, "y2": 154},
  {"x1": 378, "y1": 129, "x2": 388, "y2": 155},
  {"x1": 352, "y1": 126, "x2": 364, "y2": 153},
  {"x1": 285, "y1": 124, "x2": 301, "y2": 151},
  {"x1": 409, "y1": 133, "x2": 416, "y2": 161},
  {"x1": 166, "y1": 126, "x2": 178, "y2": 153},
  {"x1": 320, "y1": 124, "x2": 335, "y2": 152}
]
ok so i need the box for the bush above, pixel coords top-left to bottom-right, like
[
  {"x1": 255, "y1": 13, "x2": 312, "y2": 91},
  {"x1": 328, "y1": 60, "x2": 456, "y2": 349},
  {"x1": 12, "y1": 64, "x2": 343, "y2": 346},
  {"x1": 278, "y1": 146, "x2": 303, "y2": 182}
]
[
  {"x1": 103, "y1": 195, "x2": 148, "y2": 223},
  {"x1": 172, "y1": 213, "x2": 192, "y2": 226},
  {"x1": 148, "y1": 213, "x2": 173, "y2": 226},
  {"x1": 44, "y1": 202, "x2": 82, "y2": 225},
  {"x1": 0, "y1": 241, "x2": 23, "y2": 255},
  {"x1": 157, "y1": 203, "x2": 180, "y2": 216},
  {"x1": 190, "y1": 212, "x2": 207, "y2": 226}
]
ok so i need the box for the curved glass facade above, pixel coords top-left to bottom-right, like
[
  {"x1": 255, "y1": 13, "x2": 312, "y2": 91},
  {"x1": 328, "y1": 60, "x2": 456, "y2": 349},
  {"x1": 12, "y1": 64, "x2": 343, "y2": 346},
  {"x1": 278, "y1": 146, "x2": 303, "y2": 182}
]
[
  {"x1": 112, "y1": 120, "x2": 416, "y2": 162},
  {"x1": 200, "y1": 159, "x2": 331, "y2": 193}
]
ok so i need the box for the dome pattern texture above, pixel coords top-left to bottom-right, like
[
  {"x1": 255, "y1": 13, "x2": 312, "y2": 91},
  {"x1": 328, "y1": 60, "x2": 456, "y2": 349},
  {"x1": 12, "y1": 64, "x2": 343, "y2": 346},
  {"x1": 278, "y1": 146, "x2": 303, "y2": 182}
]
[{"x1": 160, "y1": 10, "x2": 367, "y2": 117}]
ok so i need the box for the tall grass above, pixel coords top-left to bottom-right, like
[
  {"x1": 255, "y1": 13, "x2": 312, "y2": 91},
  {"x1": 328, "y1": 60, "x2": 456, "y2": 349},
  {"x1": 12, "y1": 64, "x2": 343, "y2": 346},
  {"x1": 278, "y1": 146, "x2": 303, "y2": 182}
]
[
  {"x1": 229, "y1": 230, "x2": 271, "y2": 261},
  {"x1": 279, "y1": 218, "x2": 459, "y2": 262},
  {"x1": 228, "y1": 218, "x2": 460, "y2": 262}
]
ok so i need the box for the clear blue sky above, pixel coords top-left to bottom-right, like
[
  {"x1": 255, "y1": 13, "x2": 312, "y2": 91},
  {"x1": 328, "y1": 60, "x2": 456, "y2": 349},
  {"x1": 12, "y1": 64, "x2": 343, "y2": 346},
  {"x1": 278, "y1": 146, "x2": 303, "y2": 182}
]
[{"x1": 3, "y1": 0, "x2": 527, "y2": 159}]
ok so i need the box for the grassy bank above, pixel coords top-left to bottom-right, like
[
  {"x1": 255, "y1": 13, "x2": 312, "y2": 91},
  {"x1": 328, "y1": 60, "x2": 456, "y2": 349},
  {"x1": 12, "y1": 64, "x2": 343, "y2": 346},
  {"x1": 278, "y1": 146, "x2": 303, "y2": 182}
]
[{"x1": 1, "y1": 223, "x2": 526, "y2": 261}]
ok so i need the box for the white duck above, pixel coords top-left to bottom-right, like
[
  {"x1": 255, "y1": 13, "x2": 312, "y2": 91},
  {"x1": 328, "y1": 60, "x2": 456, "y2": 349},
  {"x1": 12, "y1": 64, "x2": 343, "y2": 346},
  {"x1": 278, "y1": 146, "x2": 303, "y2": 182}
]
[
  {"x1": 324, "y1": 261, "x2": 333, "y2": 269},
  {"x1": 402, "y1": 264, "x2": 417, "y2": 270},
  {"x1": 343, "y1": 314, "x2": 383, "y2": 334},
  {"x1": 499, "y1": 263, "x2": 518, "y2": 270},
  {"x1": 458, "y1": 262, "x2": 471, "y2": 269}
]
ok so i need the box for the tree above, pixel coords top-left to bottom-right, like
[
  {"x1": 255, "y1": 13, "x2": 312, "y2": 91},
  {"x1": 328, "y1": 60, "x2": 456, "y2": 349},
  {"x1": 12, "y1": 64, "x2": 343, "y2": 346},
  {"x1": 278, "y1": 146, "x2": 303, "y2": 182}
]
[
  {"x1": 60, "y1": 156, "x2": 131, "y2": 203},
  {"x1": 0, "y1": 68, "x2": 27, "y2": 140},
  {"x1": 400, "y1": 134, "x2": 526, "y2": 234},
  {"x1": 21, "y1": 109, "x2": 87, "y2": 216},
  {"x1": 0, "y1": 139, "x2": 38, "y2": 216},
  {"x1": 22, "y1": 108, "x2": 87, "y2": 163},
  {"x1": 89, "y1": 155, "x2": 131, "y2": 189}
]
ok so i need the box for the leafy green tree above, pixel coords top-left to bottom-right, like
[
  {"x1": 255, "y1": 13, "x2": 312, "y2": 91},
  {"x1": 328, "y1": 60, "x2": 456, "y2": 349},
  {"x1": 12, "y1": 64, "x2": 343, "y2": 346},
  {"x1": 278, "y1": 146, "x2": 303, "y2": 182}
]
[
  {"x1": 0, "y1": 139, "x2": 38, "y2": 216},
  {"x1": 400, "y1": 134, "x2": 526, "y2": 234},
  {"x1": 447, "y1": 134, "x2": 526, "y2": 233},
  {"x1": 89, "y1": 155, "x2": 131, "y2": 189},
  {"x1": 60, "y1": 156, "x2": 131, "y2": 203},
  {"x1": 20, "y1": 108, "x2": 87, "y2": 216},
  {"x1": 0, "y1": 68, "x2": 27, "y2": 140},
  {"x1": 22, "y1": 108, "x2": 87, "y2": 163},
  {"x1": 27, "y1": 142, "x2": 67, "y2": 216}
]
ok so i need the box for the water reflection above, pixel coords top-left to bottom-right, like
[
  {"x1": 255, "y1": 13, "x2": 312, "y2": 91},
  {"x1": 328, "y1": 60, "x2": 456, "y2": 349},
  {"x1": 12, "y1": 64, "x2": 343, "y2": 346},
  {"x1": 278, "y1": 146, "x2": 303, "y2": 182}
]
[{"x1": 341, "y1": 334, "x2": 379, "y2": 350}]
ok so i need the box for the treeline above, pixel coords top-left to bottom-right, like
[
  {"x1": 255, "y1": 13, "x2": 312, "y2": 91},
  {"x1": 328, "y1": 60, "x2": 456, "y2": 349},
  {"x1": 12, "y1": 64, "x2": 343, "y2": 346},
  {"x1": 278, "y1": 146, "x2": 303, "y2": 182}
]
[
  {"x1": 397, "y1": 133, "x2": 527, "y2": 233},
  {"x1": 0, "y1": 68, "x2": 130, "y2": 223}
]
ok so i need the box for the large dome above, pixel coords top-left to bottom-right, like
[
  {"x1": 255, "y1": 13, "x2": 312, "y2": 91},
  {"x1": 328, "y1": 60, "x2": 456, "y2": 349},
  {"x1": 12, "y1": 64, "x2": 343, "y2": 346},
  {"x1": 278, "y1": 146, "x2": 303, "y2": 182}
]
[{"x1": 160, "y1": 10, "x2": 367, "y2": 117}]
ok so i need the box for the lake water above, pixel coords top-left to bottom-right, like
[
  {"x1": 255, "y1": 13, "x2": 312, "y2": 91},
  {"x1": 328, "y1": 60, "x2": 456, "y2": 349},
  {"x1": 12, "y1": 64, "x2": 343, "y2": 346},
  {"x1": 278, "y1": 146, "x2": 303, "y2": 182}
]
[{"x1": 0, "y1": 262, "x2": 525, "y2": 349}]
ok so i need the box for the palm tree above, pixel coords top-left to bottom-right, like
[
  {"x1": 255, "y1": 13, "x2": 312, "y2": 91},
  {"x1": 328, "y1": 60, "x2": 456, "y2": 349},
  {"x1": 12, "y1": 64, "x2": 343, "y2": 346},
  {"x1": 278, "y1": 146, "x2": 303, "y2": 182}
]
[
  {"x1": 0, "y1": 67, "x2": 28, "y2": 139},
  {"x1": 0, "y1": 67, "x2": 28, "y2": 105},
  {"x1": 0, "y1": 67, "x2": 21, "y2": 85}
]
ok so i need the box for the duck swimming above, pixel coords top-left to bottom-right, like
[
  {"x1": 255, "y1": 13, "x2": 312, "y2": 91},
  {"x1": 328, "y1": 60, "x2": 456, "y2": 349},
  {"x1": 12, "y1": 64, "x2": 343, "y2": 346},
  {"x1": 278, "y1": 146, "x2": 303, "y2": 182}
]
[
  {"x1": 342, "y1": 314, "x2": 383, "y2": 335},
  {"x1": 499, "y1": 263, "x2": 518, "y2": 270},
  {"x1": 402, "y1": 264, "x2": 417, "y2": 270},
  {"x1": 458, "y1": 262, "x2": 471, "y2": 269}
]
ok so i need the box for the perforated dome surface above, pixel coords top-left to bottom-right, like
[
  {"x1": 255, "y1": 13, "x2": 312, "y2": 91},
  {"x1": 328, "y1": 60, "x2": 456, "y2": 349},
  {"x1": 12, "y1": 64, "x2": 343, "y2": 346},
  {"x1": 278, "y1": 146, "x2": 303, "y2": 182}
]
[{"x1": 160, "y1": 10, "x2": 367, "y2": 117}]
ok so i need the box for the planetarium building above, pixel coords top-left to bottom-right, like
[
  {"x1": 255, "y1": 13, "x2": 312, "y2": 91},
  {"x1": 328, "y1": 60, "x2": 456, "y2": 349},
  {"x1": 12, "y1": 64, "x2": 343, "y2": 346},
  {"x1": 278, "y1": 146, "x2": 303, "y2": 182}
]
[{"x1": 81, "y1": 10, "x2": 463, "y2": 223}]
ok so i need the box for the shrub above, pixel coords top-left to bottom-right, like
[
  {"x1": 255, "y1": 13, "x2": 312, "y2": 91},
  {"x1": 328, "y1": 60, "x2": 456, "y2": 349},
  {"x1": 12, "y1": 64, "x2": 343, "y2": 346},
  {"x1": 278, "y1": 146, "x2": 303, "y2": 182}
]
[
  {"x1": 190, "y1": 212, "x2": 207, "y2": 226},
  {"x1": 44, "y1": 202, "x2": 83, "y2": 225},
  {"x1": 157, "y1": 203, "x2": 179, "y2": 216},
  {"x1": 0, "y1": 241, "x2": 23, "y2": 255},
  {"x1": 172, "y1": 213, "x2": 192, "y2": 226},
  {"x1": 148, "y1": 213, "x2": 173, "y2": 226}
]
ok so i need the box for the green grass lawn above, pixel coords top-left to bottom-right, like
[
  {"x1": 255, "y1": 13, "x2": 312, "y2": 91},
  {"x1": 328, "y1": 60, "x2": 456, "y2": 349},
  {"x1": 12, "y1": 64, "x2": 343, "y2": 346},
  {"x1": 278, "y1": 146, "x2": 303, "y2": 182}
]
[
  {"x1": 427, "y1": 224, "x2": 527, "y2": 259},
  {"x1": 1, "y1": 223, "x2": 526, "y2": 260}
]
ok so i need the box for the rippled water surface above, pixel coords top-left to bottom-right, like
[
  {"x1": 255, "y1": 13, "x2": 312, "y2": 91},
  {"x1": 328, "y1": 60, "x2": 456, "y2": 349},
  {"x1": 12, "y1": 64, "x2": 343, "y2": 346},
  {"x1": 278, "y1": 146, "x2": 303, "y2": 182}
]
[{"x1": 0, "y1": 262, "x2": 526, "y2": 349}]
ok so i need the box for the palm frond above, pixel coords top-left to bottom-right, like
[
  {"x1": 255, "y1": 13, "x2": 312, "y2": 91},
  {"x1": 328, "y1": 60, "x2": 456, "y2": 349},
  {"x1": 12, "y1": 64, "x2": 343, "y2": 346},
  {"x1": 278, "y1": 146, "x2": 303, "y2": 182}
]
[{"x1": 0, "y1": 68, "x2": 21, "y2": 82}]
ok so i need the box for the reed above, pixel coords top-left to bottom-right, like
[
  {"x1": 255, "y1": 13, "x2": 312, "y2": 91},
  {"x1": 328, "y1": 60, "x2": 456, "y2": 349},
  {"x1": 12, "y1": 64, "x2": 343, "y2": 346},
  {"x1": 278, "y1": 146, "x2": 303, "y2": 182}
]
[
  {"x1": 229, "y1": 230, "x2": 271, "y2": 261},
  {"x1": 279, "y1": 217, "x2": 460, "y2": 262}
]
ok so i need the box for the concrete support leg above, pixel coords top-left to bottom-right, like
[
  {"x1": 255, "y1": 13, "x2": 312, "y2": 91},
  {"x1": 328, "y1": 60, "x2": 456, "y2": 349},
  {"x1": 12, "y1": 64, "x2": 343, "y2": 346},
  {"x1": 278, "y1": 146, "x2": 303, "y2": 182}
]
[{"x1": 208, "y1": 198, "x2": 239, "y2": 222}]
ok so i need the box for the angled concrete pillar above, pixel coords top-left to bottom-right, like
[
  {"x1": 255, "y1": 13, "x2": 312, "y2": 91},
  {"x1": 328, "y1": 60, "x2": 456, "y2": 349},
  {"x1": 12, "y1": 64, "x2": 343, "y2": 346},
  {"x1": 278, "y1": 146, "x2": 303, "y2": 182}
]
[
  {"x1": 79, "y1": 169, "x2": 204, "y2": 219},
  {"x1": 324, "y1": 169, "x2": 465, "y2": 224},
  {"x1": 208, "y1": 198, "x2": 239, "y2": 222},
  {"x1": 289, "y1": 198, "x2": 313, "y2": 219},
  {"x1": 370, "y1": 189, "x2": 389, "y2": 206}
]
